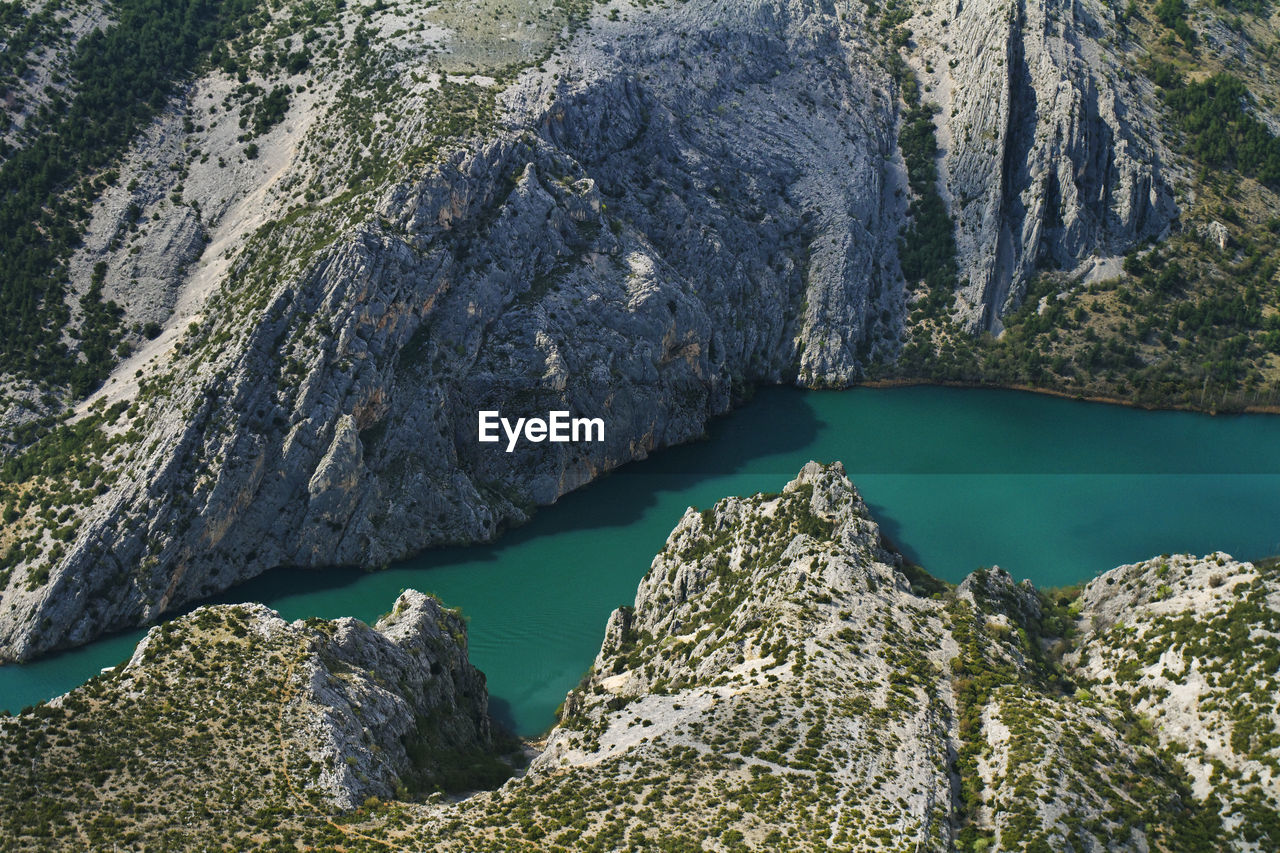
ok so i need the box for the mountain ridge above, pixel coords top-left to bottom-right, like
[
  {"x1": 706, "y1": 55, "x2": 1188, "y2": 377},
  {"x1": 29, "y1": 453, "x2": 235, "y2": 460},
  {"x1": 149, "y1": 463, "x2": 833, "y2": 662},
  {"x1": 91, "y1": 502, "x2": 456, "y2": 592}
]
[
  {"x1": 2, "y1": 0, "x2": 1280, "y2": 663},
  {"x1": 3, "y1": 461, "x2": 1273, "y2": 850}
]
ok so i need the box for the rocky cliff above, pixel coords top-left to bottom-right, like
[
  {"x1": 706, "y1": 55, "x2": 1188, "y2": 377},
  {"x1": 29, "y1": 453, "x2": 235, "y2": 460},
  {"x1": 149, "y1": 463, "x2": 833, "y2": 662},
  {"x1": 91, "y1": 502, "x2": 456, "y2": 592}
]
[
  {"x1": 0, "y1": 588, "x2": 512, "y2": 848},
  {"x1": 909, "y1": 0, "x2": 1177, "y2": 330},
  {"x1": 444, "y1": 462, "x2": 1239, "y2": 851},
  {"x1": 0, "y1": 0, "x2": 1196, "y2": 663},
  {"x1": 3, "y1": 463, "x2": 1274, "y2": 850}
]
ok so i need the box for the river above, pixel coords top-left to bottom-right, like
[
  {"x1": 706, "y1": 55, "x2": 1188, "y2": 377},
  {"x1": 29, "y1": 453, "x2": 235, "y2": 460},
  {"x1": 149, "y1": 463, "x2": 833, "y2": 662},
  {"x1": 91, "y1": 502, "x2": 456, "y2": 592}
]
[{"x1": 3, "y1": 386, "x2": 1279, "y2": 734}]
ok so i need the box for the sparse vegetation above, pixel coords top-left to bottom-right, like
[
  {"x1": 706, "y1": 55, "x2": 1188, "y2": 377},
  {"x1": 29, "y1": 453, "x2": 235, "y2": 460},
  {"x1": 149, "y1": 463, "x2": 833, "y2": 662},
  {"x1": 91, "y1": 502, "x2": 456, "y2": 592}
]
[
  {"x1": 0, "y1": 0, "x2": 260, "y2": 394},
  {"x1": 1, "y1": 465, "x2": 1276, "y2": 850}
]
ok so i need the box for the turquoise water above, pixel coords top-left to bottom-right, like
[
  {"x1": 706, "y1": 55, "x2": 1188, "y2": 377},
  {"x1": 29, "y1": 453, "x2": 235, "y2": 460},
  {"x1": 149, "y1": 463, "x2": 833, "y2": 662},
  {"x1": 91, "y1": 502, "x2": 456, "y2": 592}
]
[{"x1": 3, "y1": 386, "x2": 1280, "y2": 733}]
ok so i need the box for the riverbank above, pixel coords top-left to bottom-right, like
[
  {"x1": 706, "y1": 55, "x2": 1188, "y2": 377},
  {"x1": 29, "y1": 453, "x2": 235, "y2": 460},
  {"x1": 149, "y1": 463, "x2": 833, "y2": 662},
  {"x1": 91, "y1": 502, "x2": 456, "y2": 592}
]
[
  {"x1": 4, "y1": 385, "x2": 1279, "y2": 730},
  {"x1": 860, "y1": 376, "x2": 1280, "y2": 415}
]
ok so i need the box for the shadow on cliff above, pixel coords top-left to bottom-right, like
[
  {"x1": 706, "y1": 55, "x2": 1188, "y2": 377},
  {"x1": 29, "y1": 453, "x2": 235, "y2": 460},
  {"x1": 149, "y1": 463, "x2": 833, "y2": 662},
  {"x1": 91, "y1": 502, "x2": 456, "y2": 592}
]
[
  {"x1": 861, "y1": 500, "x2": 926, "y2": 571},
  {"x1": 502, "y1": 384, "x2": 826, "y2": 534},
  {"x1": 219, "y1": 384, "x2": 825, "y2": 603},
  {"x1": 485, "y1": 696, "x2": 519, "y2": 734}
]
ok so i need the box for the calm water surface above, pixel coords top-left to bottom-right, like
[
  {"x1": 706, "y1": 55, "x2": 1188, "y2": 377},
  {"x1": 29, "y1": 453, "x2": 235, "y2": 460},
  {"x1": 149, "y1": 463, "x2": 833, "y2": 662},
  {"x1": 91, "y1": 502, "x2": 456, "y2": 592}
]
[{"x1": 4, "y1": 387, "x2": 1279, "y2": 733}]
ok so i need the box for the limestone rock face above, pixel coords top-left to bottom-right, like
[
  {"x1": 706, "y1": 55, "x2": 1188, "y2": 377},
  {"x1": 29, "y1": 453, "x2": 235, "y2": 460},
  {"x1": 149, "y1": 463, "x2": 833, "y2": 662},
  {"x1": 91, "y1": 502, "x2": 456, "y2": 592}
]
[
  {"x1": 909, "y1": 0, "x2": 1177, "y2": 330},
  {"x1": 0, "y1": 0, "x2": 906, "y2": 662},
  {"x1": 0, "y1": 587, "x2": 498, "y2": 844},
  {"x1": 4, "y1": 465, "x2": 1274, "y2": 850},
  {"x1": 391, "y1": 463, "x2": 1257, "y2": 850},
  {"x1": 0, "y1": 0, "x2": 1180, "y2": 661},
  {"x1": 303, "y1": 589, "x2": 497, "y2": 807}
]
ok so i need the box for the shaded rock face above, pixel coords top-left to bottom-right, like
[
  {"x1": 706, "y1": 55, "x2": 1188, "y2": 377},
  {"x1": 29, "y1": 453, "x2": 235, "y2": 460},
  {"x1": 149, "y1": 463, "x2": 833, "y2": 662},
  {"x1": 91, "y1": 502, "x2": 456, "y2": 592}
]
[
  {"x1": 174, "y1": 591, "x2": 496, "y2": 809},
  {"x1": 910, "y1": 0, "x2": 1177, "y2": 330},
  {"x1": 0, "y1": 589, "x2": 499, "y2": 846},
  {"x1": 301, "y1": 589, "x2": 496, "y2": 808},
  {"x1": 505, "y1": 0, "x2": 909, "y2": 383},
  {"x1": 0, "y1": 0, "x2": 904, "y2": 662},
  {"x1": 0, "y1": 0, "x2": 1175, "y2": 662}
]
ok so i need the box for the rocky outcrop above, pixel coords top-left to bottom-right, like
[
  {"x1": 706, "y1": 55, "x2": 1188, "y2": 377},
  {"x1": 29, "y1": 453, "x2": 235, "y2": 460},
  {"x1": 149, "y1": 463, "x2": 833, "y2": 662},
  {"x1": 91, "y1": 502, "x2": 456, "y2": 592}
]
[
  {"x1": 530, "y1": 461, "x2": 961, "y2": 850},
  {"x1": 3, "y1": 464, "x2": 1273, "y2": 850},
  {"x1": 463, "y1": 465, "x2": 1261, "y2": 851},
  {"x1": 494, "y1": 463, "x2": 1232, "y2": 851},
  {"x1": 956, "y1": 563, "x2": 1041, "y2": 623},
  {"x1": 0, "y1": 0, "x2": 907, "y2": 662},
  {"x1": 293, "y1": 589, "x2": 499, "y2": 808},
  {"x1": 0, "y1": 588, "x2": 506, "y2": 847},
  {"x1": 909, "y1": 0, "x2": 1177, "y2": 330}
]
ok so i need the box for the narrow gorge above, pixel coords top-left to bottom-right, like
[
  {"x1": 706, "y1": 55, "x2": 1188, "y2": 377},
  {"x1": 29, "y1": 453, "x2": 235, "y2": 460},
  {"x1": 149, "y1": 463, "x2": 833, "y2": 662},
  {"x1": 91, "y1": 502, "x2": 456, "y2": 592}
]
[
  {"x1": 3, "y1": 463, "x2": 1274, "y2": 850},
  {"x1": 0, "y1": 0, "x2": 1202, "y2": 663}
]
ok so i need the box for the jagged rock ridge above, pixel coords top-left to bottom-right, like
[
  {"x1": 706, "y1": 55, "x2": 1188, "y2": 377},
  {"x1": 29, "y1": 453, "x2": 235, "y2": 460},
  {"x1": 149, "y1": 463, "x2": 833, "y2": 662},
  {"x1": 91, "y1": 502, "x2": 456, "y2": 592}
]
[
  {"x1": 4, "y1": 463, "x2": 1274, "y2": 850},
  {"x1": 0, "y1": 587, "x2": 509, "y2": 848}
]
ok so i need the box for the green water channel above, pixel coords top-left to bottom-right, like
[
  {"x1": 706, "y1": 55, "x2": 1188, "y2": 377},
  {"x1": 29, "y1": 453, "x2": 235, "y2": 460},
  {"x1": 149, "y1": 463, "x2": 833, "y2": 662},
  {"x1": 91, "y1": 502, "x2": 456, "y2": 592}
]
[{"x1": 4, "y1": 386, "x2": 1279, "y2": 734}]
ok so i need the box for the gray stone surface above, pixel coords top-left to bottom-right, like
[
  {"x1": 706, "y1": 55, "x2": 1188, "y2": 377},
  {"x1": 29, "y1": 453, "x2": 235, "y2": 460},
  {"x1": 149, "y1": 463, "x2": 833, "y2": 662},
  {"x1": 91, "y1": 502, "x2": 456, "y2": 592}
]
[
  {"x1": 909, "y1": 0, "x2": 1177, "y2": 330},
  {"x1": 0, "y1": 0, "x2": 1179, "y2": 661}
]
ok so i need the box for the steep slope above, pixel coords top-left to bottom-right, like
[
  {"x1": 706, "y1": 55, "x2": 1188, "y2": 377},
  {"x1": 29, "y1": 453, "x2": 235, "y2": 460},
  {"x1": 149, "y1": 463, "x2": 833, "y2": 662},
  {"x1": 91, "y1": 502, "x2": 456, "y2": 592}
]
[
  {"x1": 1, "y1": 0, "x2": 909, "y2": 661},
  {"x1": 909, "y1": 0, "x2": 1177, "y2": 330},
  {"x1": 0, "y1": 0, "x2": 111, "y2": 161},
  {"x1": 0, "y1": 589, "x2": 513, "y2": 849},
  {"x1": 0, "y1": 0, "x2": 1186, "y2": 663},
  {"x1": 6, "y1": 463, "x2": 1272, "y2": 850},
  {"x1": 893, "y1": 0, "x2": 1280, "y2": 408},
  {"x1": 1071, "y1": 553, "x2": 1280, "y2": 845},
  {"x1": 395, "y1": 463, "x2": 1218, "y2": 852}
]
